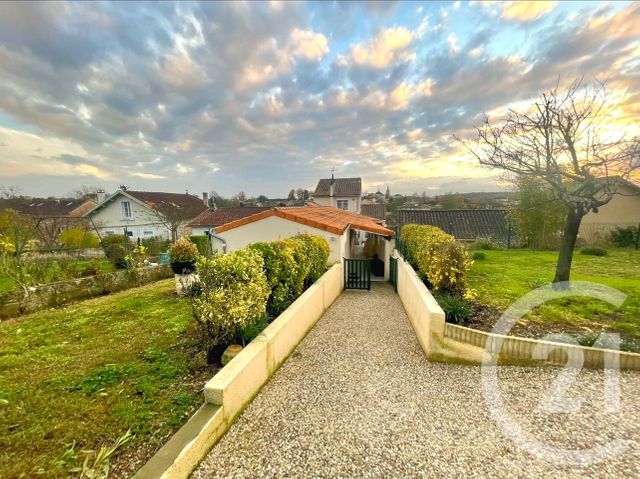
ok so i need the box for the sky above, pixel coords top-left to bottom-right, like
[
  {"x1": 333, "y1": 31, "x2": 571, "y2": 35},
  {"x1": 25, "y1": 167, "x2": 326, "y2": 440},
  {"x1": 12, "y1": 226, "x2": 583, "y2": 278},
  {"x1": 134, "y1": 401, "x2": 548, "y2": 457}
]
[{"x1": 0, "y1": 0, "x2": 638, "y2": 198}]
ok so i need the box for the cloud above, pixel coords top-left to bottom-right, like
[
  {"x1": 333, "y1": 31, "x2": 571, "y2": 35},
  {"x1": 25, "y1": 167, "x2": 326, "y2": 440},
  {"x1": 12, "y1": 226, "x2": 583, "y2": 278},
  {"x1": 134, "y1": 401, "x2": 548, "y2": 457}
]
[
  {"x1": 502, "y1": 1, "x2": 557, "y2": 22},
  {"x1": 350, "y1": 26, "x2": 414, "y2": 69},
  {"x1": 289, "y1": 28, "x2": 329, "y2": 61}
]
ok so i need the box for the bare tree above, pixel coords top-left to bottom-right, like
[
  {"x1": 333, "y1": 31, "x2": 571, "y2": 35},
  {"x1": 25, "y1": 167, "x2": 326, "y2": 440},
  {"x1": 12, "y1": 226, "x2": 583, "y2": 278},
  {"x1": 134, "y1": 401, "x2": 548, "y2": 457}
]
[
  {"x1": 72, "y1": 185, "x2": 101, "y2": 199},
  {"x1": 295, "y1": 188, "x2": 311, "y2": 201},
  {"x1": 457, "y1": 79, "x2": 639, "y2": 282},
  {"x1": 287, "y1": 189, "x2": 296, "y2": 201},
  {"x1": 154, "y1": 202, "x2": 204, "y2": 242}
]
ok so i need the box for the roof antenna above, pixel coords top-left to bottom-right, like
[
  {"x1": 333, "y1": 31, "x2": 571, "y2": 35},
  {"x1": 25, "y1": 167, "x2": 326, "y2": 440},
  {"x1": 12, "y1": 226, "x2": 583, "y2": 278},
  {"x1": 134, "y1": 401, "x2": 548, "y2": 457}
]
[{"x1": 330, "y1": 166, "x2": 335, "y2": 182}]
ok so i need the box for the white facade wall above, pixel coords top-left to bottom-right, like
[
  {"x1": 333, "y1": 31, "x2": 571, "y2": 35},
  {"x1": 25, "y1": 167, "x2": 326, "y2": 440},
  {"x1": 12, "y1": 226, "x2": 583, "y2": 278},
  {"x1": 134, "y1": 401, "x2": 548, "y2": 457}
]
[
  {"x1": 215, "y1": 215, "x2": 345, "y2": 264},
  {"x1": 313, "y1": 195, "x2": 361, "y2": 213},
  {"x1": 88, "y1": 197, "x2": 170, "y2": 241}
]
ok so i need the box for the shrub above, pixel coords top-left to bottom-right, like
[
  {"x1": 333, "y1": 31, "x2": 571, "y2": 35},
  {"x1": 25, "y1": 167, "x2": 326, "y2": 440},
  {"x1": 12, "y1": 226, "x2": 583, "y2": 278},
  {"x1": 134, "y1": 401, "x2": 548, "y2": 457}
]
[
  {"x1": 188, "y1": 235, "x2": 211, "y2": 257},
  {"x1": 609, "y1": 226, "x2": 639, "y2": 248},
  {"x1": 192, "y1": 249, "x2": 269, "y2": 363},
  {"x1": 401, "y1": 224, "x2": 472, "y2": 293},
  {"x1": 468, "y1": 238, "x2": 501, "y2": 251},
  {"x1": 249, "y1": 234, "x2": 329, "y2": 317},
  {"x1": 101, "y1": 235, "x2": 127, "y2": 269},
  {"x1": 141, "y1": 236, "x2": 170, "y2": 256},
  {"x1": 580, "y1": 247, "x2": 607, "y2": 257},
  {"x1": 435, "y1": 293, "x2": 473, "y2": 324},
  {"x1": 471, "y1": 251, "x2": 486, "y2": 260},
  {"x1": 168, "y1": 238, "x2": 199, "y2": 263},
  {"x1": 59, "y1": 227, "x2": 100, "y2": 249},
  {"x1": 235, "y1": 315, "x2": 270, "y2": 345}
]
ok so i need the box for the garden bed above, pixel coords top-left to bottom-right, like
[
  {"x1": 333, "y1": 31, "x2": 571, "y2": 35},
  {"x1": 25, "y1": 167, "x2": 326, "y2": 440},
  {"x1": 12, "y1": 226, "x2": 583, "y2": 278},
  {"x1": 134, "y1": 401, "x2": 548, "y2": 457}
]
[
  {"x1": 0, "y1": 279, "x2": 217, "y2": 478},
  {"x1": 465, "y1": 249, "x2": 640, "y2": 352}
]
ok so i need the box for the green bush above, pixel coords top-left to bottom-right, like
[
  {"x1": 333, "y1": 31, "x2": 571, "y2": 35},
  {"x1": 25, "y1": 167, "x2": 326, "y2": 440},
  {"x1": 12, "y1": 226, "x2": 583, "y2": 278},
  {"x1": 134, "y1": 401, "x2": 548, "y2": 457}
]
[
  {"x1": 59, "y1": 227, "x2": 100, "y2": 249},
  {"x1": 471, "y1": 251, "x2": 486, "y2": 260},
  {"x1": 168, "y1": 238, "x2": 199, "y2": 263},
  {"x1": 609, "y1": 226, "x2": 639, "y2": 247},
  {"x1": 249, "y1": 234, "x2": 330, "y2": 317},
  {"x1": 468, "y1": 238, "x2": 501, "y2": 251},
  {"x1": 401, "y1": 224, "x2": 472, "y2": 293},
  {"x1": 141, "y1": 236, "x2": 170, "y2": 256},
  {"x1": 193, "y1": 249, "x2": 270, "y2": 363},
  {"x1": 235, "y1": 315, "x2": 270, "y2": 345},
  {"x1": 435, "y1": 293, "x2": 473, "y2": 324},
  {"x1": 580, "y1": 247, "x2": 607, "y2": 257},
  {"x1": 188, "y1": 235, "x2": 211, "y2": 257},
  {"x1": 101, "y1": 235, "x2": 127, "y2": 269}
]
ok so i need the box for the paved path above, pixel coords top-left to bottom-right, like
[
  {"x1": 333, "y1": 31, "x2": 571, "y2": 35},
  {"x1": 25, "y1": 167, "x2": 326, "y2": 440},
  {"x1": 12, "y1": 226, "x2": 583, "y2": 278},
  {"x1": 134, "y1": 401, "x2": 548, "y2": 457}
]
[{"x1": 193, "y1": 284, "x2": 640, "y2": 478}]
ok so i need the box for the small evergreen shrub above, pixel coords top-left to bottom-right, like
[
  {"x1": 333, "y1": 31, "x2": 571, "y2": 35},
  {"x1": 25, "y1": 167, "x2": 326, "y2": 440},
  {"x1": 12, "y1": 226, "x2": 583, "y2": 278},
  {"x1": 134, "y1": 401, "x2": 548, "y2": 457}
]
[
  {"x1": 468, "y1": 238, "x2": 501, "y2": 251},
  {"x1": 141, "y1": 236, "x2": 170, "y2": 256},
  {"x1": 101, "y1": 235, "x2": 127, "y2": 269},
  {"x1": 471, "y1": 251, "x2": 486, "y2": 260},
  {"x1": 188, "y1": 235, "x2": 211, "y2": 257},
  {"x1": 435, "y1": 293, "x2": 473, "y2": 324},
  {"x1": 401, "y1": 224, "x2": 472, "y2": 293},
  {"x1": 609, "y1": 226, "x2": 639, "y2": 247},
  {"x1": 580, "y1": 247, "x2": 607, "y2": 257},
  {"x1": 168, "y1": 238, "x2": 199, "y2": 263},
  {"x1": 193, "y1": 249, "x2": 269, "y2": 363}
]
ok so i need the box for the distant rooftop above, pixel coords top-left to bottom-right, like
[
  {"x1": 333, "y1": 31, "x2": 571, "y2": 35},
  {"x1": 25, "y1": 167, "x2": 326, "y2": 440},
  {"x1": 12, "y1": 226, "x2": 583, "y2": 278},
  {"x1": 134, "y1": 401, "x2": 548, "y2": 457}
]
[
  {"x1": 313, "y1": 177, "x2": 362, "y2": 197},
  {"x1": 188, "y1": 206, "x2": 271, "y2": 228}
]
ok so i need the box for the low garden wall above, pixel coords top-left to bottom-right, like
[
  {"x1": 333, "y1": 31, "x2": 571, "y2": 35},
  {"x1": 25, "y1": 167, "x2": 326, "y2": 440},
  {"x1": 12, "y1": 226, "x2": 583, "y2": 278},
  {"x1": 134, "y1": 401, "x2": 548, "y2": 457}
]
[
  {"x1": 0, "y1": 265, "x2": 172, "y2": 319},
  {"x1": 134, "y1": 263, "x2": 343, "y2": 479},
  {"x1": 395, "y1": 250, "x2": 640, "y2": 370},
  {"x1": 394, "y1": 253, "x2": 446, "y2": 358}
]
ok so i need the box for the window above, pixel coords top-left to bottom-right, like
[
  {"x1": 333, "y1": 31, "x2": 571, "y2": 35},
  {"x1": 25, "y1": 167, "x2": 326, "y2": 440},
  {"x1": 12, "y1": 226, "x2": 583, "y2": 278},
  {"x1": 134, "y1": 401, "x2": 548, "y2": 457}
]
[
  {"x1": 104, "y1": 230, "x2": 115, "y2": 236},
  {"x1": 143, "y1": 230, "x2": 154, "y2": 236},
  {"x1": 121, "y1": 201, "x2": 132, "y2": 218},
  {"x1": 337, "y1": 199, "x2": 349, "y2": 210}
]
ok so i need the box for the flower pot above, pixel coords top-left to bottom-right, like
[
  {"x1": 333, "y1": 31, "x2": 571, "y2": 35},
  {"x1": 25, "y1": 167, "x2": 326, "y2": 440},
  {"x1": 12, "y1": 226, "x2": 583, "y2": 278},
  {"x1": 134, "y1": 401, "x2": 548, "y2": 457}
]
[
  {"x1": 221, "y1": 344, "x2": 243, "y2": 366},
  {"x1": 170, "y1": 261, "x2": 196, "y2": 275}
]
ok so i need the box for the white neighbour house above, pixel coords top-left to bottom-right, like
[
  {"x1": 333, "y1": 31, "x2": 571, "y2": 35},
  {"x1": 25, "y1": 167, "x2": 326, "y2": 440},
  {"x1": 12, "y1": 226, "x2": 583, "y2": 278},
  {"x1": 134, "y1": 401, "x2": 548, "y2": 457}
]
[
  {"x1": 312, "y1": 176, "x2": 362, "y2": 213},
  {"x1": 84, "y1": 190, "x2": 208, "y2": 241},
  {"x1": 212, "y1": 205, "x2": 396, "y2": 279}
]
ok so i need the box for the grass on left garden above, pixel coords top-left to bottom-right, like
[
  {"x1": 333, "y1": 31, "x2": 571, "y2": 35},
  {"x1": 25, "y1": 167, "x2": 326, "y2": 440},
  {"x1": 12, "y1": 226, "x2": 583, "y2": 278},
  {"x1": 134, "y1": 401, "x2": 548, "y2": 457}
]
[
  {"x1": 0, "y1": 279, "x2": 214, "y2": 478},
  {"x1": 466, "y1": 248, "x2": 640, "y2": 350}
]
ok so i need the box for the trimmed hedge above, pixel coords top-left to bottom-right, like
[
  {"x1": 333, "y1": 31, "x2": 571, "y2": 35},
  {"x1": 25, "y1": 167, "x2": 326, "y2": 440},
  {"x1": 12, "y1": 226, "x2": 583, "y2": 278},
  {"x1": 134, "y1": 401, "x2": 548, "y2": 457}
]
[
  {"x1": 188, "y1": 235, "x2": 211, "y2": 257},
  {"x1": 249, "y1": 234, "x2": 330, "y2": 317},
  {"x1": 401, "y1": 224, "x2": 472, "y2": 293}
]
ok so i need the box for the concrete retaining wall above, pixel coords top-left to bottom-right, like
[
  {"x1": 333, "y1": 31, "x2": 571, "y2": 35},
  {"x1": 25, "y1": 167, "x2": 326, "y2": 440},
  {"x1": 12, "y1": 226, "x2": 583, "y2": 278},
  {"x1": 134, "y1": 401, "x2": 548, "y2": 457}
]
[
  {"x1": 394, "y1": 253, "x2": 446, "y2": 358},
  {"x1": 135, "y1": 263, "x2": 343, "y2": 479},
  {"x1": 0, "y1": 265, "x2": 172, "y2": 319},
  {"x1": 445, "y1": 323, "x2": 640, "y2": 370}
]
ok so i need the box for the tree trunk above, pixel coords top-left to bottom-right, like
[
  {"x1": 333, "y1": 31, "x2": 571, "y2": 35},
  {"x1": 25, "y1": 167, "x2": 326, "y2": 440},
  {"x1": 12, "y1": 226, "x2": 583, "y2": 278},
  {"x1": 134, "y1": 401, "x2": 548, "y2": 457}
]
[{"x1": 553, "y1": 206, "x2": 584, "y2": 283}]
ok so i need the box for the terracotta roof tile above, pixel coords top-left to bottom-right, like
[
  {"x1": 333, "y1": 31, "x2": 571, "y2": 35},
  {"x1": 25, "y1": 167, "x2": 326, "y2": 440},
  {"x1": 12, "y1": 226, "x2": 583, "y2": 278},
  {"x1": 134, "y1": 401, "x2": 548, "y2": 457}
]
[
  {"x1": 313, "y1": 177, "x2": 362, "y2": 197},
  {"x1": 215, "y1": 205, "x2": 395, "y2": 237},
  {"x1": 361, "y1": 203, "x2": 386, "y2": 221},
  {"x1": 188, "y1": 206, "x2": 271, "y2": 227}
]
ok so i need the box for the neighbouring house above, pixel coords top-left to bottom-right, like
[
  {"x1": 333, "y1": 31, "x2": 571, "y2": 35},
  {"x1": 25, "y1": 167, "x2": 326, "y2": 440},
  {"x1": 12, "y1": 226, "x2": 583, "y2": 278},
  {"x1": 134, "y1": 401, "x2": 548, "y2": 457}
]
[
  {"x1": 398, "y1": 209, "x2": 515, "y2": 246},
  {"x1": 361, "y1": 203, "x2": 387, "y2": 224},
  {"x1": 188, "y1": 206, "x2": 272, "y2": 236},
  {"x1": 579, "y1": 179, "x2": 640, "y2": 243},
  {"x1": 211, "y1": 205, "x2": 396, "y2": 279},
  {"x1": 0, "y1": 196, "x2": 97, "y2": 248},
  {"x1": 84, "y1": 189, "x2": 208, "y2": 241},
  {"x1": 312, "y1": 175, "x2": 362, "y2": 213}
]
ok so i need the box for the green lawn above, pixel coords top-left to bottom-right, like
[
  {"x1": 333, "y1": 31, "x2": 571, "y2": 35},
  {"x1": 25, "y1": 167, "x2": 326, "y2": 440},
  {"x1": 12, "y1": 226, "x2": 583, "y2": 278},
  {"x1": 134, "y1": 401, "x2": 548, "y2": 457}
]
[
  {"x1": 0, "y1": 279, "x2": 214, "y2": 477},
  {"x1": 0, "y1": 259, "x2": 116, "y2": 293},
  {"x1": 467, "y1": 249, "x2": 640, "y2": 347}
]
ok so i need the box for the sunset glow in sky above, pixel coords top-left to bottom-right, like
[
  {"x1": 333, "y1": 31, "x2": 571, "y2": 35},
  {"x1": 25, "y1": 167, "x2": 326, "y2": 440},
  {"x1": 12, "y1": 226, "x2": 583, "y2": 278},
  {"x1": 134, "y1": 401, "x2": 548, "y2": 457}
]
[{"x1": 0, "y1": 1, "x2": 638, "y2": 197}]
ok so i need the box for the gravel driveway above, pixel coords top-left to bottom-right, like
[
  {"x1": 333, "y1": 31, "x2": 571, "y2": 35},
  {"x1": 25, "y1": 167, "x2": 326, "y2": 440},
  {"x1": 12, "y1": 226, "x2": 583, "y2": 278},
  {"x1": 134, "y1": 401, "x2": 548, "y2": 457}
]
[{"x1": 193, "y1": 283, "x2": 640, "y2": 478}]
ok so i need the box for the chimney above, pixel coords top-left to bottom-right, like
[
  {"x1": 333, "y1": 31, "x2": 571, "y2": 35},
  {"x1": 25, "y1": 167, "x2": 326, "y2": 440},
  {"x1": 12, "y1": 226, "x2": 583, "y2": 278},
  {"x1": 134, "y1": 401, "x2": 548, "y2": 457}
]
[
  {"x1": 96, "y1": 189, "x2": 107, "y2": 204},
  {"x1": 329, "y1": 171, "x2": 335, "y2": 197},
  {"x1": 202, "y1": 192, "x2": 209, "y2": 207}
]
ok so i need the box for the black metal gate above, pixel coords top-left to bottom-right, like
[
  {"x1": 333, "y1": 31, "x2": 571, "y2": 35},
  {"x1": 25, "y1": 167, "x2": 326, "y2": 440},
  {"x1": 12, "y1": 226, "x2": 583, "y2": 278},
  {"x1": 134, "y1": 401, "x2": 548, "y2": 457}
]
[
  {"x1": 344, "y1": 258, "x2": 371, "y2": 290},
  {"x1": 389, "y1": 256, "x2": 398, "y2": 291}
]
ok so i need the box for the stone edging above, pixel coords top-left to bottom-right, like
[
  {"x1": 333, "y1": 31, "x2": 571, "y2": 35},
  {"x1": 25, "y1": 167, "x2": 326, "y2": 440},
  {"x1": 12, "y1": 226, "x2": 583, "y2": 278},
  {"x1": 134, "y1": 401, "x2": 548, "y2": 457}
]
[{"x1": 134, "y1": 263, "x2": 343, "y2": 479}]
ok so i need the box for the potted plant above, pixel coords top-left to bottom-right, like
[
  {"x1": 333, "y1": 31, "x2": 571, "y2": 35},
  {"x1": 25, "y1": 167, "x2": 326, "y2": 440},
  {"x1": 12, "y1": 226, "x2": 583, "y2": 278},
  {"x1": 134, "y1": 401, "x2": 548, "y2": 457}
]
[
  {"x1": 168, "y1": 238, "x2": 199, "y2": 274},
  {"x1": 168, "y1": 238, "x2": 200, "y2": 295}
]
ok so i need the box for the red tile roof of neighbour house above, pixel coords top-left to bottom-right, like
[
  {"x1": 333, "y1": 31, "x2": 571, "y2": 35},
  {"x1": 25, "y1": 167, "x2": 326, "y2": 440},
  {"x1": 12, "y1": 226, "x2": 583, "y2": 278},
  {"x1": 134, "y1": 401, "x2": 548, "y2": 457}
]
[
  {"x1": 313, "y1": 177, "x2": 362, "y2": 197},
  {"x1": 361, "y1": 203, "x2": 386, "y2": 221},
  {"x1": 188, "y1": 206, "x2": 271, "y2": 228},
  {"x1": 215, "y1": 205, "x2": 395, "y2": 237},
  {"x1": 0, "y1": 197, "x2": 97, "y2": 218}
]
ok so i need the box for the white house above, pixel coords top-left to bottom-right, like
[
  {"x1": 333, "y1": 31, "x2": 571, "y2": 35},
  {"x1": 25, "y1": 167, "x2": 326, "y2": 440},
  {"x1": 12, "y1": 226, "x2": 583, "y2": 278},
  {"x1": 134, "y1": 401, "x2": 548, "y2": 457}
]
[
  {"x1": 211, "y1": 205, "x2": 395, "y2": 279},
  {"x1": 311, "y1": 175, "x2": 362, "y2": 213},
  {"x1": 84, "y1": 189, "x2": 208, "y2": 241}
]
